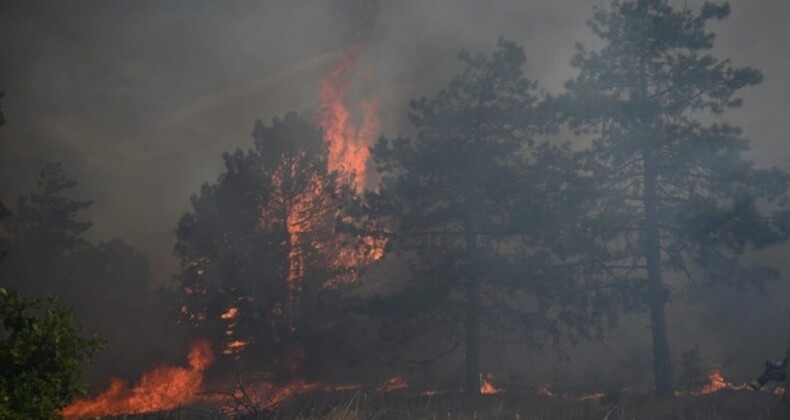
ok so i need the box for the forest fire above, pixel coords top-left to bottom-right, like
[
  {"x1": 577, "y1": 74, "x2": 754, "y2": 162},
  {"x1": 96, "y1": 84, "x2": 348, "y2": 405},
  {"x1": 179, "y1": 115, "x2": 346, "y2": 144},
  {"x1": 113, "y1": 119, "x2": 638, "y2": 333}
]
[
  {"x1": 7, "y1": 1, "x2": 790, "y2": 419},
  {"x1": 159, "y1": 5, "x2": 386, "y2": 417},
  {"x1": 61, "y1": 340, "x2": 214, "y2": 418},
  {"x1": 194, "y1": 5, "x2": 388, "y2": 415}
]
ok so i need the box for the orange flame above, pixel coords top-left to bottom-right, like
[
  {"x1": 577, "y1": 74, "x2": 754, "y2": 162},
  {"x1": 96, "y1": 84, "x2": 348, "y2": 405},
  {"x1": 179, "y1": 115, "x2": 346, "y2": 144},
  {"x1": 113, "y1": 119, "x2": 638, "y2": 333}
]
[
  {"x1": 684, "y1": 367, "x2": 750, "y2": 396},
  {"x1": 222, "y1": 339, "x2": 248, "y2": 356},
  {"x1": 318, "y1": 29, "x2": 379, "y2": 192},
  {"x1": 62, "y1": 340, "x2": 214, "y2": 418},
  {"x1": 480, "y1": 373, "x2": 501, "y2": 394},
  {"x1": 220, "y1": 307, "x2": 238, "y2": 320},
  {"x1": 700, "y1": 368, "x2": 728, "y2": 394}
]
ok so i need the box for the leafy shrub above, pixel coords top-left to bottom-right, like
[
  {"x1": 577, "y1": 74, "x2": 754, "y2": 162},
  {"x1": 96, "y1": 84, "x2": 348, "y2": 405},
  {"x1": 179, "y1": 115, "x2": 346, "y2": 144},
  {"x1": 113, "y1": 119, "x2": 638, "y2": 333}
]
[{"x1": 0, "y1": 288, "x2": 104, "y2": 419}]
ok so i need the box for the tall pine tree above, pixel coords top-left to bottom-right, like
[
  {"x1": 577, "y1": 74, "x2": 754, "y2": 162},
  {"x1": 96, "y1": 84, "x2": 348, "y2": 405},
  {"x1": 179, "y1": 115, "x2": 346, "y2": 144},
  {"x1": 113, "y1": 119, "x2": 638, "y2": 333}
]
[
  {"x1": 563, "y1": 0, "x2": 789, "y2": 395},
  {"x1": 365, "y1": 39, "x2": 607, "y2": 395}
]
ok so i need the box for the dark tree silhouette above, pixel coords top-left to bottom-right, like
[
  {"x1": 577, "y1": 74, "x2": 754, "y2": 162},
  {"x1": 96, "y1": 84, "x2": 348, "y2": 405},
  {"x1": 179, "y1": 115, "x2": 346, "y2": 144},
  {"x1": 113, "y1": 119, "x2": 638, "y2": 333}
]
[
  {"x1": 563, "y1": 0, "x2": 790, "y2": 395},
  {"x1": 0, "y1": 163, "x2": 159, "y2": 382},
  {"x1": 363, "y1": 39, "x2": 610, "y2": 395},
  {"x1": 1, "y1": 163, "x2": 93, "y2": 300}
]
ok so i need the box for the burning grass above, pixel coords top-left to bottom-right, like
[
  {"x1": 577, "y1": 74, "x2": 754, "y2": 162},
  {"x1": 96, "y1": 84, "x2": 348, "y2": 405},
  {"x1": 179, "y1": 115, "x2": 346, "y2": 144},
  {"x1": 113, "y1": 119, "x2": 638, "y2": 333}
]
[
  {"x1": 63, "y1": 359, "x2": 790, "y2": 419},
  {"x1": 61, "y1": 340, "x2": 214, "y2": 418}
]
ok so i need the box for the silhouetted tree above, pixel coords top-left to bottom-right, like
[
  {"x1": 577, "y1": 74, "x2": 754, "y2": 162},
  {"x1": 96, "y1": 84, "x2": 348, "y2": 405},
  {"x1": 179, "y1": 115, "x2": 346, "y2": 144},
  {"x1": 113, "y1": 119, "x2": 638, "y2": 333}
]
[
  {"x1": 0, "y1": 163, "x2": 93, "y2": 298},
  {"x1": 0, "y1": 163, "x2": 158, "y2": 381},
  {"x1": 363, "y1": 39, "x2": 609, "y2": 395},
  {"x1": 0, "y1": 122, "x2": 107, "y2": 415},
  {"x1": 563, "y1": 0, "x2": 789, "y2": 395}
]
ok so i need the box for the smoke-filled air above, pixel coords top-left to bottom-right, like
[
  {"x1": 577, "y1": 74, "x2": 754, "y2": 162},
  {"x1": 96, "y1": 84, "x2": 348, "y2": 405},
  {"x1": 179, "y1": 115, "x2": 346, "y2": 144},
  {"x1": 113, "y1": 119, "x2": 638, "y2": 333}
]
[{"x1": 2, "y1": 0, "x2": 790, "y2": 419}]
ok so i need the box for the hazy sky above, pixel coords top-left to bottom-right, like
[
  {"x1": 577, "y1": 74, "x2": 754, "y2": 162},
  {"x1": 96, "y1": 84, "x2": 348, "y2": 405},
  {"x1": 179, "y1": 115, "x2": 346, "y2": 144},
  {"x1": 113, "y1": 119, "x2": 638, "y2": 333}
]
[{"x1": 1, "y1": 0, "x2": 789, "y2": 283}]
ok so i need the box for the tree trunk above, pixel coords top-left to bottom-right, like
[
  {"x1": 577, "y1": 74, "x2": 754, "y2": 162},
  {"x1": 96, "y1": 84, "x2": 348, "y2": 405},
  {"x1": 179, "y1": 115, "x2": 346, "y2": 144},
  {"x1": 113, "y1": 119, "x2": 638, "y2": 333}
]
[
  {"x1": 643, "y1": 152, "x2": 674, "y2": 396},
  {"x1": 783, "y1": 339, "x2": 790, "y2": 409},
  {"x1": 637, "y1": 45, "x2": 674, "y2": 396},
  {"x1": 464, "y1": 211, "x2": 481, "y2": 396},
  {"x1": 464, "y1": 272, "x2": 481, "y2": 396}
]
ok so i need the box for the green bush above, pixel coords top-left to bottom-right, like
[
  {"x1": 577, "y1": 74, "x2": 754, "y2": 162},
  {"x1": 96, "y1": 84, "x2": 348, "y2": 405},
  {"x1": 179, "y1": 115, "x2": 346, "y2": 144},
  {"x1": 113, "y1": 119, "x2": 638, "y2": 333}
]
[{"x1": 0, "y1": 288, "x2": 104, "y2": 419}]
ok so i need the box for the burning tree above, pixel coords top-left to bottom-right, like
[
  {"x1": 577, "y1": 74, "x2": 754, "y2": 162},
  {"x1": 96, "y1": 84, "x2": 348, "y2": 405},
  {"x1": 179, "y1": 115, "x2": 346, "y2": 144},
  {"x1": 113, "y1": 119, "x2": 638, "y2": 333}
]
[
  {"x1": 562, "y1": 0, "x2": 790, "y2": 395},
  {"x1": 174, "y1": 112, "x2": 380, "y2": 386},
  {"x1": 361, "y1": 39, "x2": 611, "y2": 395}
]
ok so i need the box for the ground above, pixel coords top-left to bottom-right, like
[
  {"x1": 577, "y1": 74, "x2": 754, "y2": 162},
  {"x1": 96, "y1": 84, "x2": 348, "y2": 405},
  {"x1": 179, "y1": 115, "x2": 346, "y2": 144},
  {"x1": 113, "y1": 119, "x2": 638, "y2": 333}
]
[{"x1": 112, "y1": 388, "x2": 789, "y2": 419}]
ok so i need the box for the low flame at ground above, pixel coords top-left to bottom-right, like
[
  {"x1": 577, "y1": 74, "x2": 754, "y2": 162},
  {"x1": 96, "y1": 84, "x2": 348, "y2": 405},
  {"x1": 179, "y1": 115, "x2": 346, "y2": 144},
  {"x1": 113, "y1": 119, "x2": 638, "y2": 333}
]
[
  {"x1": 72, "y1": 364, "x2": 778, "y2": 418},
  {"x1": 62, "y1": 345, "x2": 773, "y2": 418},
  {"x1": 699, "y1": 368, "x2": 729, "y2": 394},
  {"x1": 62, "y1": 340, "x2": 214, "y2": 418},
  {"x1": 480, "y1": 373, "x2": 501, "y2": 394},
  {"x1": 696, "y1": 368, "x2": 752, "y2": 394}
]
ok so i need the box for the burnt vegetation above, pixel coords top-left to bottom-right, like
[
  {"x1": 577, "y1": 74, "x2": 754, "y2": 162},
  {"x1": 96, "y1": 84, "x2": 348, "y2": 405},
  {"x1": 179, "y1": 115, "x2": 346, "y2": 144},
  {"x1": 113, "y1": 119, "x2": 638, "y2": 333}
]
[{"x1": 2, "y1": 0, "x2": 790, "y2": 419}]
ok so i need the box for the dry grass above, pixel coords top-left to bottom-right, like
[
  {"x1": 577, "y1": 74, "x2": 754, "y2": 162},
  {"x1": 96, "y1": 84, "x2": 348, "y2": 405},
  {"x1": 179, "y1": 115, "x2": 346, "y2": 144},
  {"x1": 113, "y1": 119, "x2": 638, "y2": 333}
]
[
  {"x1": 113, "y1": 389, "x2": 789, "y2": 419},
  {"x1": 259, "y1": 389, "x2": 788, "y2": 420}
]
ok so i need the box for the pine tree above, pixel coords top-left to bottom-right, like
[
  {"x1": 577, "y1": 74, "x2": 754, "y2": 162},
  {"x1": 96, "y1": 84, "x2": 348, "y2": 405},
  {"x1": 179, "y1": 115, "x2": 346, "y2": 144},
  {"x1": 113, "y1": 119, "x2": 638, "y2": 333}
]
[
  {"x1": 0, "y1": 164, "x2": 158, "y2": 381},
  {"x1": 365, "y1": 39, "x2": 607, "y2": 395},
  {"x1": 563, "y1": 0, "x2": 789, "y2": 395}
]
